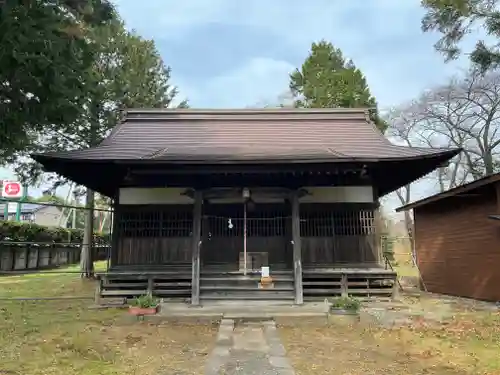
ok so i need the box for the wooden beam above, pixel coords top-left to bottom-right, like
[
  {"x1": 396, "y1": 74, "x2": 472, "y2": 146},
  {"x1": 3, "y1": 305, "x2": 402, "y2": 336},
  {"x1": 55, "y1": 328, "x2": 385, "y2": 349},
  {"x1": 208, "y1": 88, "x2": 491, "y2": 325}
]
[
  {"x1": 291, "y1": 190, "x2": 303, "y2": 305},
  {"x1": 191, "y1": 190, "x2": 203, "y2": 306}
]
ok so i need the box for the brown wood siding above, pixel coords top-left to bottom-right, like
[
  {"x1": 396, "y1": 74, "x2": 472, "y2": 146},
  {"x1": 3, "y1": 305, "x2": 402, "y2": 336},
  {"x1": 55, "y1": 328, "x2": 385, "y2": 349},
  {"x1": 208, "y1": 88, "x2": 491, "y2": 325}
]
[
  {"x1": 414, "y1": 185, "x2": 500, "y2": 302},
  {"x1": 302, "y1": 235, "x2": 378, "y2": 265},
  {"x1": 116, "y1": 237, "x2": 191, "y2": 265},
  {"x1": 112, "y1": 202, "x2": 379, "y2": 269}
]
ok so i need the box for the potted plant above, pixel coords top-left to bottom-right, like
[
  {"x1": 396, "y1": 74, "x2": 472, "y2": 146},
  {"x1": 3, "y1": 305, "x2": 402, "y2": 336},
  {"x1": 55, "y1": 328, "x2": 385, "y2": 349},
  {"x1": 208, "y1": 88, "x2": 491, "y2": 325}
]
[
  {"x1": 128, "y1": 294, "x2": 159, "y2": 316},
  {"x1": 328, "y1": 296, "x2": 361, "y2": 323}
]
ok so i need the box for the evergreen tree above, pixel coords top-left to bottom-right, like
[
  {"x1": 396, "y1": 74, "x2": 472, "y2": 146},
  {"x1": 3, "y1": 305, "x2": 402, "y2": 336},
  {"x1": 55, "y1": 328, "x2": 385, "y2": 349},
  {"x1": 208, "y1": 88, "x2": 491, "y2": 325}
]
[
  {"x1": 290, "y1": 40, "x2": 386, "y2": 132},
  {"x1": 0, "y1": 0, "x2": 115, "y2": 163},
  {"x1": 14, "y1": 19, "x2": 187, "y2": 277},
  {"x1": 422, "y1": 0, "x2": 500, "y2": 71}
]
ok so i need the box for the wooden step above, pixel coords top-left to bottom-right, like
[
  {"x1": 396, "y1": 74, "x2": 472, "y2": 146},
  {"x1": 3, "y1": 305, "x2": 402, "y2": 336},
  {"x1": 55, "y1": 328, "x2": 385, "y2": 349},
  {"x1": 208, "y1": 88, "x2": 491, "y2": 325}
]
[
  {"x1": 200, "y1": 276, "x2": 293, "y2": 282},
  {"x1": 154, "y1": 282, "x2": 191, "y2": 287},
  {"x1": 200, "y1": 286, "x2": 294, "y2": 293},
  {"x1": 201, "y1": 294, "x2": 295, "y2": 301},
  {"x1": 303, "y1": 281, "x2": 341, "y2": 286},
  {"x1": 101, "y1": 289, "x2": 147, "y2": 296},
  {"x1": 347, "y1": 288, "x2": 394, "y2": 294},
  {"x1": 101, "y1": 289, "x2": 190, "y2": 297},
  {"x1": 153, "y1": 290, "x2": 191, "y2": 295},
  {"x1": 303, "y1": 289, "x2": 342, "y2": 294},
  {"x1": 201, "y1": 270, "x2": 293, "y2": 275},
  {"x1": 102, "y1": 282, "x2": 147, "y2": 288}
]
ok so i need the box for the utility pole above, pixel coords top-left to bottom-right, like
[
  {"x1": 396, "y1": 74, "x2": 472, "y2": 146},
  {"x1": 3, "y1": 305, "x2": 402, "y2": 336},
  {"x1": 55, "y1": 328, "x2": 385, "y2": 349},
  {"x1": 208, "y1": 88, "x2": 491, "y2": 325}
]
[
  {"x1": 15, "y1": 185, "x2": 28, "y2": 222},
  {"x1": 72, "y1": 191, "x2": 78, "y2": 229}
]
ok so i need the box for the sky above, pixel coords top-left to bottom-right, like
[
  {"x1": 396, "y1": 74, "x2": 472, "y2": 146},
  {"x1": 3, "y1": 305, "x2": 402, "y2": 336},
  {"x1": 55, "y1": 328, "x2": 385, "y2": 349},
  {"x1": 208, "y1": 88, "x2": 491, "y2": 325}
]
[
  {"x1": 1, "y1": 0, "x2": 476, "y2": 213},
  {"x1": 113, "y1": 0, "x2": 471, "y2": 108}
]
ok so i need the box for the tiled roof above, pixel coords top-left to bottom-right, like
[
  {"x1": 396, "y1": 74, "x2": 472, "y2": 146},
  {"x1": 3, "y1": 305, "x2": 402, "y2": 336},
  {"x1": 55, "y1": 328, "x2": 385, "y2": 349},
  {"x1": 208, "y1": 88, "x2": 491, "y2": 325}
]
[{"x1": 33, "y1": 108, "x2": 459, "y2": 163}]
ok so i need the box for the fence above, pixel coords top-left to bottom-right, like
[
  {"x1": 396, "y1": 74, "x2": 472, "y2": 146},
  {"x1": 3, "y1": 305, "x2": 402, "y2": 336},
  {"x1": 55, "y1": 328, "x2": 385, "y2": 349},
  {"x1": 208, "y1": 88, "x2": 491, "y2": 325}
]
[
  {"x1": 0, "y1": 241, "x2": 110, "y2": 273},
  {"x1": 0, "y1": 197, "x2": 113, "y2": 273}
]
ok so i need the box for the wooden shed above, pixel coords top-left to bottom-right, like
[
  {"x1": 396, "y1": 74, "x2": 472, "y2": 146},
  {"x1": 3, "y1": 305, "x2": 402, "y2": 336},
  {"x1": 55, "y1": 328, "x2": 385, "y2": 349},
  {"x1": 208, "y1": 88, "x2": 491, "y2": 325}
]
[
  {"x1": 32, "y1": 108, "x2": 459, "y2": 305},
  {"x1": 397, "y1": 174, "x2": 500, "y2": 302}
]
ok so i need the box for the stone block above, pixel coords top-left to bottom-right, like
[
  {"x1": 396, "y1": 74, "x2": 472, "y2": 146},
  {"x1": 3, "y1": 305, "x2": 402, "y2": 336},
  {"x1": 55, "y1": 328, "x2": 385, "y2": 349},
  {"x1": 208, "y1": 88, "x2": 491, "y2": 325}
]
[{"x1": 269, "y1": 356, "x2": 292, "y2": 369}]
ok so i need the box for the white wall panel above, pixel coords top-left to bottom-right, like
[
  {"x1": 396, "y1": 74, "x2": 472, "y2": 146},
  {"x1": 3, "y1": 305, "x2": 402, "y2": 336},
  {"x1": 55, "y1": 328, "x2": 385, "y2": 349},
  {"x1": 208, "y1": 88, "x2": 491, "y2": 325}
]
[
  {"x1": 119, "y1": 188, "x2": 193, "y2": 205},
  {"x1": 299, "y1": 186, "x2": 373, "y2": 203}
]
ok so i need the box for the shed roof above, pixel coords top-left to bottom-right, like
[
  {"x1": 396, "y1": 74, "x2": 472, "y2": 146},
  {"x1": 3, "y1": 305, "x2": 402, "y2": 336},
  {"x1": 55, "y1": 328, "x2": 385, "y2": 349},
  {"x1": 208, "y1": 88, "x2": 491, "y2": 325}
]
[
  {"x1": 396, "y1": 173, "x2": 500, "y2": 212},
  {"x1": 32, "y1": 108, "x2": 458, "y2": 163}
]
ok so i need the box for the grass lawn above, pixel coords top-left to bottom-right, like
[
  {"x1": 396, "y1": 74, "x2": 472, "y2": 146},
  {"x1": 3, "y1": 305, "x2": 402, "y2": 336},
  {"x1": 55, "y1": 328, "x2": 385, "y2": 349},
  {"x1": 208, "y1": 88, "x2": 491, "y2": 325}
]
[
  {"x1": 0, "y1": 262, "x2": 217, "y2": 375},
  {"x1": 279, "y1": 296, "x2": 500, "y2": 375}
]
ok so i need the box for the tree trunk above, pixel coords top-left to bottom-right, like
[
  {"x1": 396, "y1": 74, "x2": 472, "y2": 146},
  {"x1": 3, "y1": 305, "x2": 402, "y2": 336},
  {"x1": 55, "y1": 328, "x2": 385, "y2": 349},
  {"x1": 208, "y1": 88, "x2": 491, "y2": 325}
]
[
  {"x1": 484, "y1": 151, "x2": 494, "y2": 175},
  {"x1": 80, "y1": 188, "x2": 95, "y2": 278}
]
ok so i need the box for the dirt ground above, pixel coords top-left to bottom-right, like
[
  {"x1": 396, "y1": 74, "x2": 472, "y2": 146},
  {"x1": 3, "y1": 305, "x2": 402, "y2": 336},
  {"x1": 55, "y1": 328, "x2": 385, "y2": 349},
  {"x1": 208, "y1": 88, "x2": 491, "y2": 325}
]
[
  {"x1": 279, "y1": 293, "x2": 500, "y2": 375},
  {"x1": 3, "y1": 264, "x2": 500, "y2": 374},
  {"x1": 0, "y1": 265, "x2": 217, "y2": 375}
]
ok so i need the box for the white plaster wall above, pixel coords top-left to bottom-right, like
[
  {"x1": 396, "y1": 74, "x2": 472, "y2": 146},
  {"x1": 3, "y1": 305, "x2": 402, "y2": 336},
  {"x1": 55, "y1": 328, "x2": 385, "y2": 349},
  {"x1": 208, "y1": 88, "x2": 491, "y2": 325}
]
[
  {"x1": 118, "y1": 186, "x2": 374, "y2": 205},
  {"x1": 299, "y1": 186, "x2": 373, "y2": 203},
  {"x1": 119, "y1": 188, "x2": 193, "y2": 205},
  {"x1": 209, "y1": 193, "x2": 284, "y2": 204}
]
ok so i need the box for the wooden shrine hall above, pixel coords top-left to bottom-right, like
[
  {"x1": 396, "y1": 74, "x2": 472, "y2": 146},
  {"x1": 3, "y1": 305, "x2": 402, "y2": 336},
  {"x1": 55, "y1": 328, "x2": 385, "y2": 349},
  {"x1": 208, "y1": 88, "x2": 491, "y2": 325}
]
[{"x1": 32, "y1": 108, "x2": 460, "y2": 305}]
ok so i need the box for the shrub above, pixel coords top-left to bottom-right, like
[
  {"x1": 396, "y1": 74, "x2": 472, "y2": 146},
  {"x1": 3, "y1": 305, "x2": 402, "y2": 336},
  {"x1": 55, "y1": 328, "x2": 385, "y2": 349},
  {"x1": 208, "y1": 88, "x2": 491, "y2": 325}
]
[
  {"x1": 130, "y1": 295, "x2": 158, "y2": 308},
  {"x1": 330, "y1": 296, "x2": 361, "y2": 312},
  {"x1": 0, "y1": 220, "x2": 108, "y2": 244}
]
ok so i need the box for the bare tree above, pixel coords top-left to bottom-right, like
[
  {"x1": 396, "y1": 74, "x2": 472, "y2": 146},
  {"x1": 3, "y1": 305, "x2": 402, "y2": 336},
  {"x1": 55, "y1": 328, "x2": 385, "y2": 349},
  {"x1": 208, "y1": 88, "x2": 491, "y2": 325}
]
[
  {"x1": 388, "y1": 99, "x2": 467, "y2": 193},
  {"x1": 386, "y1": 97, "x2": 464, "y2": 238},
  {"x1": 386, "y1": 68, "x2": 500, "y2": 236},
  {"x1": 386, "y1": 105, "x2": 426, "y2": 239},
  {"x1": 418, "y1": 68, "x2": 500, "y2": 179}
]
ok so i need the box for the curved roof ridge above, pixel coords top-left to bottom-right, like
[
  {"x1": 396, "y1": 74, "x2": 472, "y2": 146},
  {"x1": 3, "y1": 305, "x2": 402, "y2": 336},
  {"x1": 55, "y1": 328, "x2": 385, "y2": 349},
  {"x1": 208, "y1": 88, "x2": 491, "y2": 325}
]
[{"x1": 124, "y1": 107, "x2": 371, "y2": 115}]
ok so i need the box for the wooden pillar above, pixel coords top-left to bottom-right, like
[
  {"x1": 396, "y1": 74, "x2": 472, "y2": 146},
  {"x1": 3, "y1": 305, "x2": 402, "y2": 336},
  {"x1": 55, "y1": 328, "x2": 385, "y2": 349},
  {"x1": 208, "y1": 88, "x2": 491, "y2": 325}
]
[
  {"x1": 373, "y1": 207, "x2": 383, "y2": 266},
  {"x1": 372, "y1": 186, "x2": 383, "y2": 266},
  {"x1": 340, "y1": 274, "x2": 348, "y2": 297},
  {"x1": 110, "y1": 192, "x2": 120, "y2": 268},
  {"x1": 94, "y1": 277, "x2": 102, "y2": 306},
  {"x1": 291, "y1": 190, "x2": 303, "y2": 305},
  {"x1": 191, "y1": 190, "x2": 203, "y2": 306}
]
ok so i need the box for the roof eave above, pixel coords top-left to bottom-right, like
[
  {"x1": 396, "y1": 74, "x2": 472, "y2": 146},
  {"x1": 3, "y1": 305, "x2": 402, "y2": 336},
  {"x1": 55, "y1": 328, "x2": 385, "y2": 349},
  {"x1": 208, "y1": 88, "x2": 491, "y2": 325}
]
[
  {"x1": 396, "y1": 171, "x2": 500, "y2": 212},
  {"x1": 31, "y1": 148, "x2": 460, "y2": 165}
]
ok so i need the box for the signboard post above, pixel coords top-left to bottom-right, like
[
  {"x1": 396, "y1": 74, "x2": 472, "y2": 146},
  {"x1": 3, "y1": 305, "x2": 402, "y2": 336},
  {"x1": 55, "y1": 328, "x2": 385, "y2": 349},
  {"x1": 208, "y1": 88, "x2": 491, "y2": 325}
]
[
  {"x1": 1, "y1": 181, "x2": 27, "y2": 222},
  {"x1": 2, "y1": 181, "x2": 23, "y2": 199}
]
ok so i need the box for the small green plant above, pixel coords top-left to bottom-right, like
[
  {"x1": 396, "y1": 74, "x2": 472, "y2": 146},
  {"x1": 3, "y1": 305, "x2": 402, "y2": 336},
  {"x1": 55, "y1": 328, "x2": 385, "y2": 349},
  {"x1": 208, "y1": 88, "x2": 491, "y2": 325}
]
[
  {"x1": 130, "y1": 294, "x2": 158, "y2": 308},
  {"x1": 330, "y1": 296, "x2": 361, "y2": 312}
]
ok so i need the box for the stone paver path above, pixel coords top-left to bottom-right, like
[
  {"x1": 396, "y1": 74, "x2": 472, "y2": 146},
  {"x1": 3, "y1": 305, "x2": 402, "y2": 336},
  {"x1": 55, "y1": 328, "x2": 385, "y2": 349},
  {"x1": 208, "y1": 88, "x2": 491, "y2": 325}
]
[{"x1": 204, "y1": 319, "x2": 295, "y2": 375}]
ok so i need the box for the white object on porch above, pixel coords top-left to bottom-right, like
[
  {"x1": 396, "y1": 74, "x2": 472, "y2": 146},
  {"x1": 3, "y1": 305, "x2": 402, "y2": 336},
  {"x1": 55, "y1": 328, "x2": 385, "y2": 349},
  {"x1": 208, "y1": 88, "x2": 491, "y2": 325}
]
[
  {"x1": 261, "y1": 266, "x2": 270, "y2": 278},
  {"x1": 238, "y1": 252, "x2": 268, "y2": 272}
]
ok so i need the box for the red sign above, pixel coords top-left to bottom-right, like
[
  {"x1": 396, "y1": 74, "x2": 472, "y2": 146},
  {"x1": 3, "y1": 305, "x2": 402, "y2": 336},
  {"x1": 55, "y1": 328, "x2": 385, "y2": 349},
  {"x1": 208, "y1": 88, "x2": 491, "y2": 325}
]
[{"x1": 2, "y1": 181, "x2": 22, "y2": 198}]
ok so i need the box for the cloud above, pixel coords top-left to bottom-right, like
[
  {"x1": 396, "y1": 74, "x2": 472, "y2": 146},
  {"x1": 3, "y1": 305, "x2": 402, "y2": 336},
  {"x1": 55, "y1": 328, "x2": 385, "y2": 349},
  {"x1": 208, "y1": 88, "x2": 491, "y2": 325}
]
[
  {"x1": 182, "y1": 58, "x2": 295, "y2": 108},
  {"x1": 114, "y1": 0, "x2": 420, "y2": 46},
  {"x1": 114, "y1": 0, "x2": 472, "y2": 110}
]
